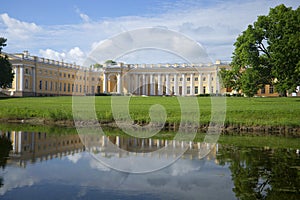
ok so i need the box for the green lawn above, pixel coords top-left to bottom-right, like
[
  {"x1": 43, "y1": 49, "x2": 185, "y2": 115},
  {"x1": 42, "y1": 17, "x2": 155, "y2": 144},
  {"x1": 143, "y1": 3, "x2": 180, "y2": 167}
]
[{"x1": 0, "y1": 96, "x2": 299, "y2": 127}]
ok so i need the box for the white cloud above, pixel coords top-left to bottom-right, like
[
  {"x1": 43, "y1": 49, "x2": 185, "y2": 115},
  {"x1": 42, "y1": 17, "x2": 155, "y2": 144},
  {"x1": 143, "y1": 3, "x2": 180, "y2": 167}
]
[
  {"x1": 0, "y1": 13, "x2": 41, "y2": 40},
  {"x1": 39, "y1": 47, "x2": 86, "y2": 65},
  {"x1": 75, "y1": 8, "x2": 91, "y2": 23},
  {"x1": 1, "y1": 0, "x2": 299, "y2": 63}
]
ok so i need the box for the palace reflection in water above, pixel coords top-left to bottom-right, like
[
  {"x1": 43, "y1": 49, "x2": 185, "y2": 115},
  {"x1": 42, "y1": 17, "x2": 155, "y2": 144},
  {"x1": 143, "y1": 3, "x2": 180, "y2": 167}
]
[
  {"x1": 0, "y1": 130, "x2": 219, "y2": 168},
  {"x1": 0, "y1": 128, "x2": 299, "y2": 200}
]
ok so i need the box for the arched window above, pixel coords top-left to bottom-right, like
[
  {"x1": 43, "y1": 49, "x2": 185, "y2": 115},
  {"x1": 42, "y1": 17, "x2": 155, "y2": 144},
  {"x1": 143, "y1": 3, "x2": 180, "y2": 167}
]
[{"x1": 25, "y1": 79, "x2": 28, "y2": 89}]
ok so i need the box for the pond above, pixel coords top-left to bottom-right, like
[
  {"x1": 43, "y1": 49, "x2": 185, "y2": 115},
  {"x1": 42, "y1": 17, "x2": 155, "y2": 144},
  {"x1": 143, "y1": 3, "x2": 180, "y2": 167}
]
[{"x1": 0, "y1": 124, "x2": 299, "y2": 200}]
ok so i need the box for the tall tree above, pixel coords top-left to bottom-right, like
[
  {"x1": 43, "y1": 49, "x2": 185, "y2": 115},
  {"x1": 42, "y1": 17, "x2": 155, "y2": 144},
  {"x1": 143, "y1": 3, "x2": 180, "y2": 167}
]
[
  {"x1": 0, "y1": 38, "x2": 14, "y2": 89},
  {"x1": 229, "y1": 4, "x2": 300, "y2": 96}
]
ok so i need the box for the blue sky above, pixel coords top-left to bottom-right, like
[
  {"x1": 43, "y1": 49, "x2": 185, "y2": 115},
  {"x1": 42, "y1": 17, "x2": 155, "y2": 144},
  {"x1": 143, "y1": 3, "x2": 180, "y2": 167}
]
[{"x1": 0, "y1": 0, "x2": 298, "y2": 64}]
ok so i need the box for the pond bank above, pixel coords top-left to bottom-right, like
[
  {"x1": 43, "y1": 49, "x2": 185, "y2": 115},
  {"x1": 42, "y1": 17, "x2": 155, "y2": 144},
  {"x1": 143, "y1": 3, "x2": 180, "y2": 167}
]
[{"x1": 1, "y1": 118, "x2": 299, "y2": 136}]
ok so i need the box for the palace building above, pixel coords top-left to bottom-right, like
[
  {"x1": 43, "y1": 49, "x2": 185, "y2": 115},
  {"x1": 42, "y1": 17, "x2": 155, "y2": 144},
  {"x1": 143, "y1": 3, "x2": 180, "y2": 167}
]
[{"x1": 2, "y1": 51, "x2": 231, "y2": 97}]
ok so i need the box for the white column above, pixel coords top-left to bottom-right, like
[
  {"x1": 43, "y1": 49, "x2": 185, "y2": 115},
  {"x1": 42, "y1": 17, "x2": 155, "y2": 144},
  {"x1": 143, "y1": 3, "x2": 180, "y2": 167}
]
[
  {"x1": 190, "y1": 73, "x2": 194, "y2": 96},
  {"x1": 174, "y1": 74, "x2": 178, "y2": 95},
  {"x1": 157, "y1": 74, "x2": 162, "y2": 95},
  {"x1": 32, "y1": 67, "x2": 36, "y2": 93},
  {"x1": 116, "y1": 136, "x2": 120, "y2": 147},
  {"x1": 166, "y1": 74, "x2": 170, "y2": 95},
  {"x1": 15, "y1": 67, "x2": 19, "y2": 91},
  {"x1": 142, "y1": 74, "x2": 146, "y2": 95},
  {"x1": 19, "y1": 66, "x2": 24, "y2": 91},
  {"x1": 126, "y1": 74, "x2": 131, "y2": 94},
  {"x1": 117, "y1": 73, "x2": 121, "y2": 94},
  {"x1": 198, "y1": 74, "x2": 203, "y2": 94},
  {"x1": 207, "y1": 73, "x2": 211, "y2": 94},
  {"x1": 216, "y1": 73, "x2": 220, "y2": 95},
  {"x1": 182, "y1": 74, "x2": 186, "y2": 96},
  {"x1": 145, "y1": 74, "x2": 149, "y2": 95},
  {"x1": 130, "y1": 74, "x2": 135, "y2": 94},
  {"x1": 18, "y1": 131, "x2": 22, "y2": 153},
  {"x1": 103, "y1": 73, "x2": 107, "y2": 93},
  {"x1": 150, "y1": 74, "x2": 154, "y2": 95},
  {"x1": 136, "y1": 74, "x2": 140, "y2": 95}
]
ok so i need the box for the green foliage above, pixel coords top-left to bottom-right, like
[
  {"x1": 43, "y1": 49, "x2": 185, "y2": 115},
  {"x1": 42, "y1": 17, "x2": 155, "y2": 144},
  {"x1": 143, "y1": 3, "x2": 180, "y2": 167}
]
[
  {"x1": 104, "y1": 60, "x2": 117, "y2": 65},
  {"x1": 230, "y1": 4, "x2": 300, "y2": 96},
  {"x1": 0, "y1": 38, "x2": 14, "y2": 89},
  {"x1": 92, "y1": 63, "x2": 103, "y2": 68},
  {"x1": 217, "y1": 145, "x2": 300, "y2": 199}
]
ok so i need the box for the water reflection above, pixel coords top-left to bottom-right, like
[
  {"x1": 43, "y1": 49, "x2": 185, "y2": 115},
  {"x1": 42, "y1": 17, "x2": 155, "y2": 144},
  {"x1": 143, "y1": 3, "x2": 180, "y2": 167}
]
[
  {"x1": 217, "y1": 146, "x2": 300, "y2": 200},
  {"x1": 0, "y1": 128, "x2": 299, "y2": 200}
]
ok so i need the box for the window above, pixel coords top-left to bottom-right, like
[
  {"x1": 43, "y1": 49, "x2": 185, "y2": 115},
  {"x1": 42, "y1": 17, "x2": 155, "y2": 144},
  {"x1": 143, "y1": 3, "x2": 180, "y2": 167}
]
[
  {"x1": 72, "y1": 75, "x2": 75, "y2": 79},
  {"x1": 50, "y1": 82, "x2": 53, "y2": 91},
  {"x1": 187, "y1": 86, "x2": 190, "y2": 94},
  {"x1": 25, "y1": 79, "x2": 28, "y2": 89},
  {"x1": 72, "y1": 84, "x2": 74, "y2": 92},
  {"x1": 64, "y1": 73, "x2": 66, "y2": 78},
  {"x1": 211, "y1": 86, "x2": 214, "y2": 93},
  {"x1": 39, "y1": 80, "x2": 42, "y2": 90},
  {"x1": 76, "y1": 84, "x2": 78, "y2": 92},
  {"x1": 55, "y1": 82, "x2": 58, "y2": 91},
  {"x1": 195, "y1": 86, "x2": 198, "y2": 94},
  {"x1": 68, "y1": 74, "x2": 70, "y2": 78},
  {"x1": 68, "y1": 83, "x2": 70, "y2": 92},
  {"x1": 25, "y1": 68, "x2": 29, "y2": 74},
  {"x1": 179, "y1": 78, "x2": 182, "y2": 81},
  {"x1": 80, "y1": 85, "x2": 82, "y2": 93},
  {"x1": 187, "y1": 77, "x2": 190, "y2": 81},
  {"x1": 91, "y1": 86, "x2": 95, "y2": 94},
  {"x1": 97, "y1": 86, "x2": 101, "y2": 93},
  {"x1": 45, "y1": 81, "x2": 48, "y2": 90},
  {"x1": 64, "y1": 83, "x2": 66, "y2": 92},
  {"x1": 203, "y1": 77, "x2": 206, "y2": 81},
  {"x1": 59, "y1": 83, "x2": 62, "y2": 91},
  {"x1": 203, "y1": 86, "x2": 206, "y2": 94},
  {"x1": 195, "y1": 77, "x2": 198, "y2": 81},
  {"x1": 92, "y1": 77, "x2": 95, "y2": 81},
  {"x1": 261, "y1": 86, "x2": 265, "y2": 94},
  {"x1": 269, "y1": 85, "x2": 274, "y2": 94},
  {"x1": 211, "y1": 76, "x2": 214, "y2": 81}
]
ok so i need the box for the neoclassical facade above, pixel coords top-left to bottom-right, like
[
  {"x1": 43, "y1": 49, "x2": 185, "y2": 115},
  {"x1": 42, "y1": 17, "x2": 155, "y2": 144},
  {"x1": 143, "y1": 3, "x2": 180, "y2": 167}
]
[{"x1": 2, "y1": 51, "x2": 229, "y2": 97}]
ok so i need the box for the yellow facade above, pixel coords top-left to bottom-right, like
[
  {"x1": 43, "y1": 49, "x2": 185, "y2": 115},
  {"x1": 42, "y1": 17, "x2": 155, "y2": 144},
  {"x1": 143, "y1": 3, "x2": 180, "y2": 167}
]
[
  {"x1": 5, "y1": 52, "x2": 103, "y2": 96},
  {"x1": 4, "y1": 51, "x2": 231, "y2": 97}
]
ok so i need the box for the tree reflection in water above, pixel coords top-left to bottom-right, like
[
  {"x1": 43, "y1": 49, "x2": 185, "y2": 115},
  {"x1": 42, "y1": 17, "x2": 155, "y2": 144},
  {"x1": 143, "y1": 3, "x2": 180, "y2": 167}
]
[
  {"x1": 217, "y1": 145, "x2": 300, "y2": 200},
  {"x1": 0, "y1": 135, "x2": 12, "y2": 188}
]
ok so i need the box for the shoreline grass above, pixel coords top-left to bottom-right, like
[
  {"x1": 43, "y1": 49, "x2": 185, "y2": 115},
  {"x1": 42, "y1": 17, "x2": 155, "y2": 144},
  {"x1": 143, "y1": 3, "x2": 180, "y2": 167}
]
[
  {"x1": 0, "y1": 122, "x2": 299, "y2": 149},
  {"x1": 0, "y1": 96, "x2": 299, "y2": 128}
]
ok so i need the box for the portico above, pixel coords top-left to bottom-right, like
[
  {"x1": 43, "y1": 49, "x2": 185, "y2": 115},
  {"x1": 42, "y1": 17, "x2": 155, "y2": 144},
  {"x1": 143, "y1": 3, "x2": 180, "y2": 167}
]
[{"x1": 101, "y1": 63, "x2": 220, "y2": 96}]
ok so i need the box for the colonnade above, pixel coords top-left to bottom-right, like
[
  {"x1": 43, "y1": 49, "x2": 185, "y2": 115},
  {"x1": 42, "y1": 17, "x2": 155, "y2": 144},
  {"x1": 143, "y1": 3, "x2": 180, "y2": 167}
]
[{"x1": 103, "y1": 72, "x2": 217, "y2": 96}]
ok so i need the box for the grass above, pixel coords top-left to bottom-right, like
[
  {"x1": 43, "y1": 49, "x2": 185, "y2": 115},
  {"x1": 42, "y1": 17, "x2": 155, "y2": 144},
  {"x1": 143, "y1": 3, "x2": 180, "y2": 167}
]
[
  {"x1": 0, "y1": 122, "x2": 299, "y2": 149},
  {"x1": 0, "y1": 96, "x2": 299, "y2": 127}
]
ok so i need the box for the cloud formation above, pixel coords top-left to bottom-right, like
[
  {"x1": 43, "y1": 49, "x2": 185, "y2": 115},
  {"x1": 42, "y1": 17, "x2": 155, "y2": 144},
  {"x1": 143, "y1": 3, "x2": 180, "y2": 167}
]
[
  {"x1": 39, "y1": 47, "x2": 86, "y2": 65},
  {"x1": 0, "y1": 0, "x2": 298, "y2": 64},
  {"x1": 0, "y1": 13, "x2": 41, "y2": 40}
]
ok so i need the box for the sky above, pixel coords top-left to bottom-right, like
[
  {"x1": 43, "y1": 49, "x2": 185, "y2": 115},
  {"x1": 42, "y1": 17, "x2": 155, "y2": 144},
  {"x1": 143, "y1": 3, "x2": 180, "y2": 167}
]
[{"x1": 0, "y1": 0, "x2": 298, "y2": 65}]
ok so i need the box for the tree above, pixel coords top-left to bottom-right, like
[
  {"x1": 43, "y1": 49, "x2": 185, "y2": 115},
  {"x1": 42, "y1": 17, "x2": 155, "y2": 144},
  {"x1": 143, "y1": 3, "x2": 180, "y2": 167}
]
[
  {"x1": 92, "y1": 63, "x2": 103, "y2": 68},
  {"x1": 230, "y1": 4, "x2": 300, "y2": 96},
  {"x1": 104, "y1": 60, "x2": 117, "y2": 65},
  {"x1": 0, "y1": 38, "x2": 14, "y2": 89},
  {"x1": 0, "y1": 135, "x2": 12, "y2": 188}
]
